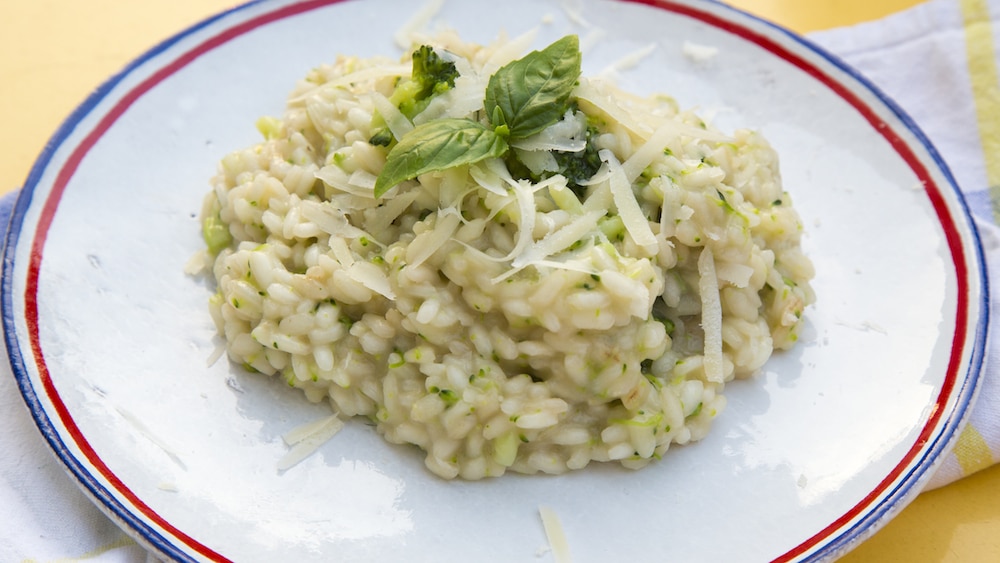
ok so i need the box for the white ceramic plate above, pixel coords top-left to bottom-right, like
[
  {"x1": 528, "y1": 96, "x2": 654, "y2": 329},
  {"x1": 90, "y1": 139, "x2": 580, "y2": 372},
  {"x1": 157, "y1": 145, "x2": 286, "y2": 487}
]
[{"x1": 2, "y1": 0, "x2": 988, "y2": 561}]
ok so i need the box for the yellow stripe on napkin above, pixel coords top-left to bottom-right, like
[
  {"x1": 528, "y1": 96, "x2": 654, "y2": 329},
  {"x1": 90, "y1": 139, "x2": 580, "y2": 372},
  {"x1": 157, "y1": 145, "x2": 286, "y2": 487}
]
[
  {"x1": 958, "y1": 0, "x2": 1000, "y2": 480},
  {"x1": 960, "y1": 0, "x2": 1000, "y2": 220},
  {"x1": 953, "y1": 424, "x2": 995, "y2": 475}
]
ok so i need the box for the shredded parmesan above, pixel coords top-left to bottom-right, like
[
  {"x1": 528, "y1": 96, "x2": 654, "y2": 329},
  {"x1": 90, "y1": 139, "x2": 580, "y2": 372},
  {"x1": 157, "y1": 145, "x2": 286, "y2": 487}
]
[
  {"x1": 370, "y1": 91, "x2": 414, "y2": 141},
  {"x1": 299, "y1": 199, "x2": 372, "y2": 240},
  {"x1": 539, "y1": 506, "x2": 572, "y2": 563},
  {"x1": 471, "y1": 162, "x2": 543, "y2": 264},
  {"x1": 575, "y1": 78, "x2": 734, "y2": 145},
  {"x1": 560, "y1": 0, "x2": 591, "y2": 28},
  {"x1": 278, "y1": 414, "x2": 345, "y2": 471},
  {"x1": 622, "y1": 123, "x2": 678, "y2": 182},
  {"x1": 698, "y1": 247, "x2": 724, "y2": 383},
  {"x1": 183, "y1": 249, "x2": 211, "y2": 275},
  {"x1": 525, "y1": 258, "x2": 599, "y2": 276},
  {"x1": 206, "y1": 341, "x2": 226, "y2": 367},
  {"x1": 599, "y1": 42, "x2": 657, "y2": 79},
  {"x1": 682, "y1": 40, "x2": 720, "y2": 63},
  {"x1": 414, "y1": 73, "x2": 489, "y2": 124},
  {"x1": 315, "y1": 165, "x2": 378, "y2": 199},
  {"x1": 288, "y1": 64, "x2": 410, "y2": 104},
  {"x1": 506, "y1": 181, "x2": 540, "y2": 262},
  {"x1": 364, "y1": 189, "x2": 421, "y2": 236},
  {"x1": 405, "y1": 210, "x2": 462, "y2": 268},
  {"x1": 518, "y1": 149, "x2": 560, "y2": 176},
  {"x1": 494, "y1": 209, "x2": 605, "y2": 283},
  {"x1": 348, "y1": 169, "x2": 378, "y2": 191},
  {"x1": 573, "y1": 78, "x2": 649, "y2": 137},
  {"x1": 470, "y1": 161, "x2": 515, "y2": 197},
  {"x1": 601, "y1": 150, "x2": 658, "y2": 255},
  {"x1": 579, "y1": 28, "x2": 607, "y2": 54},
  {"x1": 115, "y1": 406, "x2": 186, "y2": 470},
  {"x1": 348, "y1": 261, "x2": 396, "y2": 300},
  {"x1": 483, "y1": 28, "x2": 540, "y2": 73},
  {"x1": 715, "y1": 261, "x2": 754, "y2": 288},
  {"x1": 393, "y1": 0, "x2": 444, "y2": 49},
  {"x1": 510, "y1": 111, "x2": 587, "y2": 153}
]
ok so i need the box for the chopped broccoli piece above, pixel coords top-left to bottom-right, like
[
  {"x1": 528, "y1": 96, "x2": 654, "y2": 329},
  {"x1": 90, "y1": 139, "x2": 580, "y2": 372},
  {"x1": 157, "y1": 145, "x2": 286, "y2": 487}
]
[
  {"x1": 506, "y1": 120, "x2": 603, "y2": 195},
  {"x1": 394, "y1": 45, "x2": 459, "y2": 119},
  {"x1": 437, "y1": 388, "x2": 459, "y2": 407},
  {"x1": 369, "y1": 45, "x2": 461, "y2": 146},
  {"x1": 202, "y1": 212, "x2": 232, "y2": 255},
  {"x1": 552, "y1": 125, "x2": 602, "y2": 195},
  {"x1": 411, "y1": 45, "x2": 459, "y2": 99},
  {"x1": 255, "y1": 116, "x2": 283, "y2": 140},
  {"x1": 369, "y1": 128, "x2": 393, "y2": 147}
]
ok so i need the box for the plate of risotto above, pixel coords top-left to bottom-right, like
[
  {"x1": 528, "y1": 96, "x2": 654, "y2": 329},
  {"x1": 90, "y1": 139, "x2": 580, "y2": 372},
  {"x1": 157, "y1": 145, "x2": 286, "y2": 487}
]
[{"x1": 1, "y1": 0, "x2": 988, "y2": 561}]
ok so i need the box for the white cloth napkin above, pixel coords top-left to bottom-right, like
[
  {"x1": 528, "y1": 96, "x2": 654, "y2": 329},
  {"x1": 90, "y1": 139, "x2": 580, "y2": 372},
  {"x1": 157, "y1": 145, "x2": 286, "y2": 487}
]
[{"x1": 2, "y1": 0, "x2": 999, "y2": 559}]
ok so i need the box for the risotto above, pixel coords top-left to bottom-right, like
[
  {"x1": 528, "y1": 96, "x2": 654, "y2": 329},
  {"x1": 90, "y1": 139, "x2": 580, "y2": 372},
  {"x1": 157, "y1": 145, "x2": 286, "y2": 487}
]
[{"x1": 194, "y1": 32, "x2": 815, "y2": 479}]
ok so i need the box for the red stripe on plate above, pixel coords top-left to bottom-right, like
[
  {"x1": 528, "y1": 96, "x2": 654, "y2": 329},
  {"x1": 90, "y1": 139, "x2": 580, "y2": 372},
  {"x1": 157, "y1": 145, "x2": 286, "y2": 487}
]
[
  {"x1": 24, "y1": 1, "x2": 348, "y2": 561},
  {"x1": 21, "y1": 0, "x2": 971, "y2": 561},
  {"x1": 623, "y1": 0, "x2": 969, "y2": 560}
]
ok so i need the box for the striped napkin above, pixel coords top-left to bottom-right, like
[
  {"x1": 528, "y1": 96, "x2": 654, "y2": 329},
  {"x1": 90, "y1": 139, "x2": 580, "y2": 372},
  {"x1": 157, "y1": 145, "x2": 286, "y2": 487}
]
[
  {"x1": 1, "y1": 0, "x2": 999, "y2": 559},
  {"x1": 808, "y1": 0, "x2": 1000, "y2": 490}
]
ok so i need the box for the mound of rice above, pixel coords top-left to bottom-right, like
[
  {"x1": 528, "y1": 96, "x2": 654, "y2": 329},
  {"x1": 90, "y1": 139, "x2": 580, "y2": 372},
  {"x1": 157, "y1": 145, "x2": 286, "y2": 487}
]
[{"x1": 194, "y1": 31, "x2": 814, "y2": 480}]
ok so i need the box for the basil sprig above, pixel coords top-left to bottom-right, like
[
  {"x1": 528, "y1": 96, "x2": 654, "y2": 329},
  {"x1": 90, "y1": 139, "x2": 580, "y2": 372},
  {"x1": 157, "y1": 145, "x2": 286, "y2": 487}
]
[
  {"x1": 375, "y1": 119, "x2": 509, "y2": 193},
  {"x1": 484, "y1": 34, "x2": 582, "y2": 139},
  {"x1": 373, "y1": 35, "x2": 582, "y2": 198}
]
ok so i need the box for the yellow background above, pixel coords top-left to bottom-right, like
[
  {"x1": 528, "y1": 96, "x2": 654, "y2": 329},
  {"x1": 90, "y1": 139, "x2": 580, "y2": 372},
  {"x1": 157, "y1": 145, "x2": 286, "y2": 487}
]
[{"x1": 2, "y1": 1, "x2": 999, "y2": 561}]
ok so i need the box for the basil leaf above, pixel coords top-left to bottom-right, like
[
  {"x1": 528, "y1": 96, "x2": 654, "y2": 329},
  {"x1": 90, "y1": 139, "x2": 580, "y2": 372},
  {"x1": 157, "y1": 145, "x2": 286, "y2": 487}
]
[
  {"x1": 485, "y1": 35, "x2": 582, "y2": 139},
  {"x1": 374, "y1": 118, "x2": 508, "y2": 197}
]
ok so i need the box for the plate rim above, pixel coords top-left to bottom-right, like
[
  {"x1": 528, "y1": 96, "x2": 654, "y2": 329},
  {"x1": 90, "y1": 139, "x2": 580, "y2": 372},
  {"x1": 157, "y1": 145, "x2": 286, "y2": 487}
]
[
  {"x1": 684, "y1": 0, "x2": 990, "y2": 558},
  {"x1": 1, "y1": 0, "x2": 990, "y2": 561}
]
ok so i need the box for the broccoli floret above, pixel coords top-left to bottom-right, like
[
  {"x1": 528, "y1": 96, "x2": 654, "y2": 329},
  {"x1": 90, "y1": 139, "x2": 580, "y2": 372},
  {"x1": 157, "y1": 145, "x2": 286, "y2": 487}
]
[
  {"x1": 410, "y1": 45, "x2": 459, "y2": 100},
  {"x1": 504, "y1": 122, "x2": 603, "y2": 196},
  {"x1": 394, "y1": 45, "x2": 458, "y2": 118},
  {"x1": 552, "y1": 124, "x2": 602, "y2": 195},
  {"x1": 395, "y1": 45, "x2": 459, "y2": 118},
  {"x1": 369, "y1": 128, "x2": 393, "y2": 147},
  {"x1": 369, "y1": 45, "x2": 461, "y2": 146}
]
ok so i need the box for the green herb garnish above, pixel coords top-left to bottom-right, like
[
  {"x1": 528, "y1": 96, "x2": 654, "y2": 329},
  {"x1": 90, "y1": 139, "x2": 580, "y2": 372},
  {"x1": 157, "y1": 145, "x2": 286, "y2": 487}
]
[
  {"x1": 483, "y1": 34, "x2": 581, "y2": 139},
  {"x1": 374, "y1": 118, "x2": 509, "y2": 195},
  {"x1": 373, "y1": 35, "x2": 582, "y2": 197}
]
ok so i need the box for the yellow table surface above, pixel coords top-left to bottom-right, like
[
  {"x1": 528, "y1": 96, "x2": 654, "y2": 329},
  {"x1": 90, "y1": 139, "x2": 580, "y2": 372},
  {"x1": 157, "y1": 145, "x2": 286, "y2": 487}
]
[{"x1": 3, "y1": 1, "x2": 999, "y2": 561}]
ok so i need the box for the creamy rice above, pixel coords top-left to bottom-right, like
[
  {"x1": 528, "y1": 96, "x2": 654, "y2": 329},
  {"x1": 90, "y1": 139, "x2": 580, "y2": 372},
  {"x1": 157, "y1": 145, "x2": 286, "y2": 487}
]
[{"x1": 195, "y1": 32, "x2": 814, "y2": 479}]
